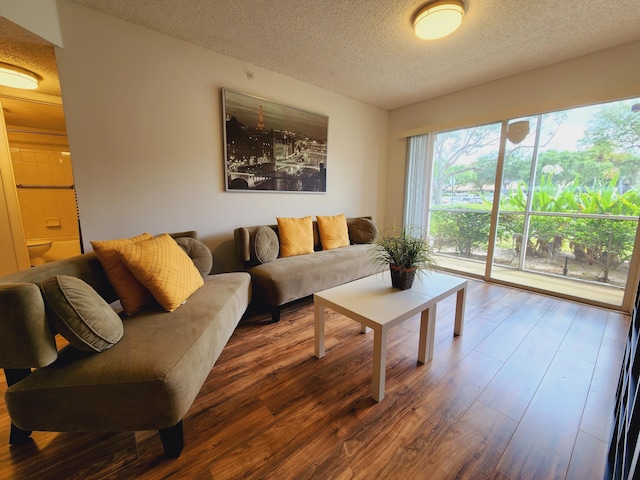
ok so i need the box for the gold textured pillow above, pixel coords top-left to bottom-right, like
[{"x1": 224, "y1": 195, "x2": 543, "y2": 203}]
[
  {"x1": 116, "y1": 234, "x2": 204, "y2": 312},
  {"x1": 317, "y1": 214, "x2": 350, "y2": 250},
  {"x1": 277, "y1": 216, "x2": 314, "y2": 257},
  {"x1": 91, "y1": 232, "x2": 154, "y2": 315}
]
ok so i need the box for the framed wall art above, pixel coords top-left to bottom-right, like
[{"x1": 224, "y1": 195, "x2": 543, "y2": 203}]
[{"x1": 222, "y1": 88, "x2": 328, "y2": 192}]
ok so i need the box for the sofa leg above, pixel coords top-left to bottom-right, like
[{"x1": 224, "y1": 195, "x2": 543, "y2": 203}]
[
  {"x1": 4, "y1": 368, "x2": 32, "y2": 387},
  {"x1": 4, "y1": 368, "x2": 33, "y2": 446},
  {"x1": 159, "y1": 420, "x2": 184, "y2": 458},
  {"x1": 9, "y1": 423, "x2": 32, "y2": 446},
  {"x1": 271, "y1": 306, "x2": 281, "y2": 323}
]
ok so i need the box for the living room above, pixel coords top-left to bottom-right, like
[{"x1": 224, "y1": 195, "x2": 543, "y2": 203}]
[{"x1": 1, "y1": 1, "x2": 640, "y2": 478}]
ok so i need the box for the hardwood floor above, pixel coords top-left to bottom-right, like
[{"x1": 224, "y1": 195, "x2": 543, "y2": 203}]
[{"x1": 0, "y1": 277, "x2": 630, "y2": 479}]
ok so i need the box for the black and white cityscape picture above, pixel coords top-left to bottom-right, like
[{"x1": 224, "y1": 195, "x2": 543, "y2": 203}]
[{"x1": 222, "y1": 89, "x2": 328, "y2": 192}]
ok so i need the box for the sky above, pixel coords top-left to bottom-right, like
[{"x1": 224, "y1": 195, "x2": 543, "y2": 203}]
[{"x1": 223, "y1": 89, "x2": 328, "y2": 140}]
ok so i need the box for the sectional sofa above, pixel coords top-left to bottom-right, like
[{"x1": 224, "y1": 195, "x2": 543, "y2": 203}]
[{"x1": 0, "y1": 231, "x2": 250, "y2": 458}]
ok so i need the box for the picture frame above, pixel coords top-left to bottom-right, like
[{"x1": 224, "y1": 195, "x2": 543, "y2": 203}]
[{"x1": 222, "y1": 88, "x2": 328, "y2": 192}]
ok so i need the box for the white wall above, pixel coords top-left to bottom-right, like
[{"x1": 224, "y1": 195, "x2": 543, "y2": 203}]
[
  {"x1": 52, "y1": 1, "x2": 388, "y2": 272},
  {"x1": 386, "y1": 40, "x2": 640, "y2": 227}
]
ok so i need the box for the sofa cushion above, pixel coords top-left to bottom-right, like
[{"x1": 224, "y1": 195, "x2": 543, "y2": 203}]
[
  {"x1": 248, "y1": 244, "x2": 383, "y2": 307},
  {"x1": 348, "y1": 217, "x2": 379, "y2": 244},
  {"x1": 91, "y1": 233, "x2": 154, "y2": 315},
  {"x1": 317, "y1": 214, "x2": 350, "y2": 250},
  {"x1": 41, "y1": 275, "x2": 123, "y2": 353},
  {"x1": 174, "y1": 237, "x2": 213, "y2": 275},
  {"x1": 251, "y1": 226, "x2": 279, "y2": 264},
  {"x1": 276, "y1": 216, "x2": 314, "y2": 257},
  {"x1": 117, "y1": 234, "x2": 204, "y2": 312}
]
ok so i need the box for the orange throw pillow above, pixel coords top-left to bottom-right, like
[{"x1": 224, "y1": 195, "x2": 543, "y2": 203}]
[
  {"x1": 91, "y1": 233, "x2": 154, "y2": 315},
  {"x1": 276, "y1": 216, "x2": 314, "y2": 257},
  {"x1": 116, "y1": 234, "x2": 204, "y2": 312},
  {"x1": 317, "y1": 214, "x2": 350, "y2": 250}
]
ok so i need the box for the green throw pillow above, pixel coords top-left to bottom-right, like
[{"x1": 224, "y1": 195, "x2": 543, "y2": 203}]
[
  {"x1": 251, "y1": 226, "x2": 279, "y2": 264},
  {"x1": 41, "y1": 275, "x2": 124, "y2": 353},
  {"x1": 175, "y1": 236, "x2": 213, "y2": 275},
  {"x1": 348, "y1": 218, "x2": 379, "y2": 244}
]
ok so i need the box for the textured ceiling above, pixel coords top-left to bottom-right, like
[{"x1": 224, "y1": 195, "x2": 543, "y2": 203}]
[
  {"x1": 0, "y1": 17, "x2": 65, "y2": 132},
  {"x1": 0, "y1": 17, "x2": 59, "y2": 97},
  {"x1": 1, "y1": 1, "x2": 640, "y2": 112},
  {"x1": 69, "y1": 0, "x2": 640, "y2": 110}
]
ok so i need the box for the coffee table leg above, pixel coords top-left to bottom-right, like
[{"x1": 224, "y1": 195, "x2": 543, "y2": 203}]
[
  {"x1": 454, "y1": 285, "x2": 467, "y2": 336},
  {"x1": 372, "y1": 328, "x2": 387, "y2": 402},
  {"x1": 418, "y1": 304, "x2": 436, "y2": 364},
  {"x1": 314, "y1": 300, "x2": 325, "y2": 358}
]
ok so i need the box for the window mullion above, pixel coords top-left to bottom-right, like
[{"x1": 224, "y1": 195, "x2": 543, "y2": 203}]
[{"x1": 519, "y1": 114, "x2": 543, "y2": 271}]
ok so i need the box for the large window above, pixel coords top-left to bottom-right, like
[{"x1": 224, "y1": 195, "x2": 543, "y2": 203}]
[{"x1": 407, "y1": 98, "x2": 640, "y2": 309}]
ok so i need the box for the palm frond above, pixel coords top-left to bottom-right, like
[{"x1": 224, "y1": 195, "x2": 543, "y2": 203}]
[{"x1": 369, "y1": 225, "x2": 437, "y2": 275}]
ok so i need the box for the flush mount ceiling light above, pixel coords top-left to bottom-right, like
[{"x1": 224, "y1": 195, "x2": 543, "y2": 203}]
[
  {"x1": 0, "y1": 63, "x2": 39, "y2": 90},
  {"x1": 413, "y1": 0, "x2": 465, "y2": 40}
]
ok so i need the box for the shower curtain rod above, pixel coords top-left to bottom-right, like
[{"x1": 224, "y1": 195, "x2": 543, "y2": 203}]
[
  {"x1": 6, "y1": 128, "x2": 67, "y2": 137},
  {"x1": 16, "y1": 183, "x2": 75, "y2": 190}
]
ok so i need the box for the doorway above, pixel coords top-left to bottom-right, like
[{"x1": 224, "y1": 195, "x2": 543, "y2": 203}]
[
  {"x1": 0, "y1": 15, "x2": 78, "y2": 274},
  {"x1": 0, "y1": 96, "x2": 81, "y2": 268}
]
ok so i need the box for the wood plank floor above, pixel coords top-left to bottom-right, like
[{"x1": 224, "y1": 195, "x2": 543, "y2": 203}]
[{"x1": 0, "y1": 277, "x2": 630, "y2": 479}]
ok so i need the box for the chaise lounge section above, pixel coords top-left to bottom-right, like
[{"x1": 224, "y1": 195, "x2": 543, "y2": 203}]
[{"x1": 0, "y1": 231, "x2": 251, "y2": 458}]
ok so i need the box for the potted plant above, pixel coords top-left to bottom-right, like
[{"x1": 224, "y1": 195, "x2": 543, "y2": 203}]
[{"x1": 369, "y1": 225, "x2": 437, "y2": 290}]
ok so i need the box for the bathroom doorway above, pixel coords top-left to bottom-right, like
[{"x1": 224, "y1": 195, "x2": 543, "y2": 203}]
[
  {"x1": 1, "y1": 96, "x2": 81, "y2": 267},
  {"x1": 0, "y1": 16, "x2": 78, "y2": 274}
]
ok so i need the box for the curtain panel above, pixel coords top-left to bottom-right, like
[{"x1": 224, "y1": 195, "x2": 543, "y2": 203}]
[{"x1": 403, "y1": 134, "x2": 432, "y2": 232}]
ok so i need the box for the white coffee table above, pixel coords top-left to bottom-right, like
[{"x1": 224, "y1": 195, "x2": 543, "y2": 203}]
[{"x1": 314, "y1": 271, "x2": 467, "y2": 401}]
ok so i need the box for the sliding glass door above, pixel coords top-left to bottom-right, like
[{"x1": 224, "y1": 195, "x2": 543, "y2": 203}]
[
  {"x1": 418, "y1": 97, "x2": 640, "y2": 309},
  {"x1": 428, "y1": 122, "x2": 501, "y2": 275}
]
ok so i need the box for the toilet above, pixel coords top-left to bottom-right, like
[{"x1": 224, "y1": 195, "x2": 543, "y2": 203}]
[{"x1": 26, "y1": 239, "x2": 52, "y2": 266}]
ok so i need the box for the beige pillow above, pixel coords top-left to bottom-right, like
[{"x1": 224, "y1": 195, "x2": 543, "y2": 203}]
[
  {"x1": 251, "y1": 226, "x2": 279, "y2": 264},
  {"x1": 91, "y1": 233, "x2": 154, "y2": 315},
  {"x1": 174, "y1": 236, "x2": 213, "y2": 275},
  {"x1": 317, "y1": 214, "x2": 350, "y2": 250},
  {"x1": 348, "y1": 217, "x2": 379, "y2": 244},
  {"x1": 277, "y1": 216, "x2": 314, "y2": 257},
  {"x1": 116, "y1": 234, "x2": 204, "y2": 312},
  {"x1": 41, "y1": 275, "x2": 123, "y2": 353}
]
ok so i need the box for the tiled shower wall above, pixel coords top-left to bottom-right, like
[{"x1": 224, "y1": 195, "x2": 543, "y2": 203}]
[{"x1": 11, "y1": 146, "x2": 80, "y2": 243}]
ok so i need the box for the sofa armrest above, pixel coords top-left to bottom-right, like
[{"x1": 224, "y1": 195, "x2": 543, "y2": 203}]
[
  {"x1": 234, "y1": 227, "x2": 251, "y2": 262},
  {"x1": 0, "y1": 283, "x2": 58, "y2": 368}
]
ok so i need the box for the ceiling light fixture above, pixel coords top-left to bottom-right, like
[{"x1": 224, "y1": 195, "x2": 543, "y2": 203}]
[
  {"x1": 0, "y1": 63, "x2": 39, "y2": 90},
  {"x1": 413, "y1": 0, "x2": 465, "y2": 40}
]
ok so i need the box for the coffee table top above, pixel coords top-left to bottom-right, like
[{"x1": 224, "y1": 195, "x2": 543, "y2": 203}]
[{"x1": 314, "y1": 271, "x2": 467, "y2": 328}]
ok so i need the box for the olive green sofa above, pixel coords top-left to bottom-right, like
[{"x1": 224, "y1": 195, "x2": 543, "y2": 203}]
[
  {"x1": 234, "y1": 216, "x2": 382, "y2": 322},
  {"x1": 0, "y1": 231, "x2": 251, "y2": 458}
]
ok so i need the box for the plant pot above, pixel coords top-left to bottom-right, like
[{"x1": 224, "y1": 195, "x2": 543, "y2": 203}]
[{"x1": 390, "y1": 265, "x2": 416, "y2": 290}]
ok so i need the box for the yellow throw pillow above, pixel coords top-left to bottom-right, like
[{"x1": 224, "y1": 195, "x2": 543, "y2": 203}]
[
  {"x1": 317, "y1": 214, "x2": 350, "y2": 250},
  {"x1": 116, "y1": 234, "x2": 204, "y2": 312},
  {"x1": 277, "y1": 216, "x2": 314, "y2": 257},
  {"x1": 91, "y1": 232, "x2": 154, "y2": 315}
]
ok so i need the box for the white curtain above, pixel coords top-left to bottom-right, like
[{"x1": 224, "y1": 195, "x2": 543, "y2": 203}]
[{"x1": 403, "y1": 134, "x2": 433, "y2": 232}]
